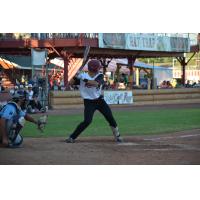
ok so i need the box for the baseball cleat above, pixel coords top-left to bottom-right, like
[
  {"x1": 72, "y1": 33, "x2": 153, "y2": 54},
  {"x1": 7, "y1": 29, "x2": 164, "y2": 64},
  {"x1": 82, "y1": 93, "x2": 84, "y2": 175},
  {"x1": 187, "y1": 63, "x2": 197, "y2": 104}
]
[
  {"x1": 65, "y1": 137, "x2": 75, "y2": 143},
  {"x1": 110, "y1": 126, "x2": 123, "y2": 143},
  {"x1": 116, "y1": 136, "x2": 123, "y2": 143}
]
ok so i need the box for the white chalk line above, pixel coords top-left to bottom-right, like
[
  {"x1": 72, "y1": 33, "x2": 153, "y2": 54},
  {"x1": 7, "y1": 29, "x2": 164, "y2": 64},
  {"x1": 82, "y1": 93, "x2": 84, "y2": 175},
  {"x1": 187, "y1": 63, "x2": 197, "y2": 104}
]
[
  {"x1": 116, "y1": 133, "x2": 200, "y2": 151},
  {"x1": 118, "y1": 142, "x2": 139, "y2": 146},
  {"x1": 143, "y1": 133, "x2": 200, "y2": 141},
  {"x1": 118, "y1": 142, "x2": 200, "y2": 151}
]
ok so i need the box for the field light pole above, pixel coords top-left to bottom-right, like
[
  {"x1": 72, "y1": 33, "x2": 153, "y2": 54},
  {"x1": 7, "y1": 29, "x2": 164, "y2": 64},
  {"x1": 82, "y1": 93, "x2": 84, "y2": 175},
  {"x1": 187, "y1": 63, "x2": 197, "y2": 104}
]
[
  {"x1": 152, "y1": 60, "x2": 155, "y2": 89},
  {"x1": 183, "y1": 53, "x2": 187, "y2": 85}
]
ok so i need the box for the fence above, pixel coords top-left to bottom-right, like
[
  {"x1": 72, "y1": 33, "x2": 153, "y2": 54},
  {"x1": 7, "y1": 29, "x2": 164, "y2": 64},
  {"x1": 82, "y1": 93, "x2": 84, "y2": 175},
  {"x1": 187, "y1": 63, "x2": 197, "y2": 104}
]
[{"x1": 50, "y1": 88, "x2": 200, "y2": 109}]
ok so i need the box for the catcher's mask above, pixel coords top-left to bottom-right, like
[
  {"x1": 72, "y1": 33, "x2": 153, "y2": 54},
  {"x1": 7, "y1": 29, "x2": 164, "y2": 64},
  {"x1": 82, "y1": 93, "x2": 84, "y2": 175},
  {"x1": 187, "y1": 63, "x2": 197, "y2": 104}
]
[
  {"x1": 12, "y1": 90, "x2": 27, "y2": 110},
  {"x1": 88, "y1": 59, "x2": 101, "y2": 73},
  {"x1": 12, "y1": 91, "x2": 25, "y2": 102}
]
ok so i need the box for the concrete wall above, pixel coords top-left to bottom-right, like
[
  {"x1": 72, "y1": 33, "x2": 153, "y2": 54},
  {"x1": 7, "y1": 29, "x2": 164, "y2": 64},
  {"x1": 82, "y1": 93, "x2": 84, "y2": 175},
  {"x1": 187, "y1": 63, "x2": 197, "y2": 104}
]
[{"x1": 50, "y1": 88, "x2": 200, "y2": 109}]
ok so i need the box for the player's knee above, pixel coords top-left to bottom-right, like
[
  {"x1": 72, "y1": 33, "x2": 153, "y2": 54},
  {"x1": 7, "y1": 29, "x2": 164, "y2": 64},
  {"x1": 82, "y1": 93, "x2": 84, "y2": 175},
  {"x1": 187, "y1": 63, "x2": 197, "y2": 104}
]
[
  {"x1": 83, "y1": 119, "x2": 92, "y2": 126},
  {"x1": 109, "y1": 120, "x2": 117, "y2": 127}
]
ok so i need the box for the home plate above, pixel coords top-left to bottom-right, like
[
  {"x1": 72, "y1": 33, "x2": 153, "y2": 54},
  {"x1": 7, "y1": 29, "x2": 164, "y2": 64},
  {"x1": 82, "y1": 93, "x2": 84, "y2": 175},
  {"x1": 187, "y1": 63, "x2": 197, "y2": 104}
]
[{"x1": 117, "y1": 142, "x2": 139, "y2": 146}]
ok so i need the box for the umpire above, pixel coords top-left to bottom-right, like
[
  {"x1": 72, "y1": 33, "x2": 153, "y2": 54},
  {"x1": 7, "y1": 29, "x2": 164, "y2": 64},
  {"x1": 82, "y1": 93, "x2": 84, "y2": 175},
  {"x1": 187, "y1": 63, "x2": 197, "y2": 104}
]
[{"x1": 65, "y1": 59, "x2": 123, "y2": 143}]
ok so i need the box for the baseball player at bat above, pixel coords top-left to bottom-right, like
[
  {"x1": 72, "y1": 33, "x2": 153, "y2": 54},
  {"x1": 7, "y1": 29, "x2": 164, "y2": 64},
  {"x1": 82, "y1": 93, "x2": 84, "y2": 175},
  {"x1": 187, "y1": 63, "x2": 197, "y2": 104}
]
[
  {"x1": 0, "y1": 90, "x2": 47, "y2": 148},
  {"x1": 65, "y1": 59, "x2": 123, "y2": 143}
]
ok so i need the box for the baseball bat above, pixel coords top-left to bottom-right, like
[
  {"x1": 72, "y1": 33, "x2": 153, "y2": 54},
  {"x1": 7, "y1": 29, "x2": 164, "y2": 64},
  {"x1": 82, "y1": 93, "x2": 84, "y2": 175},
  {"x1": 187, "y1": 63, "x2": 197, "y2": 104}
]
[{"x1": 79, "y1": 45, "x2": 90, "y2": 71}]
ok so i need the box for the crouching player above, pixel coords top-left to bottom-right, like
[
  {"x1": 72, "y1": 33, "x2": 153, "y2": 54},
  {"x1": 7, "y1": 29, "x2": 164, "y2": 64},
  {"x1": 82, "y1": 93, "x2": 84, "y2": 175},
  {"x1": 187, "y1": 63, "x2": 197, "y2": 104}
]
[{"x1": 0, "y1": 91, "x2": 47, "y2": 148}]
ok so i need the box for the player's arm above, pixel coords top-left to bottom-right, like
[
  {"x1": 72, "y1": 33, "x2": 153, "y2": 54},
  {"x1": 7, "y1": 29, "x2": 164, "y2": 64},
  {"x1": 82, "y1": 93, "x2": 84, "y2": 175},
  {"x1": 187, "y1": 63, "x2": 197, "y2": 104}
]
[
  {"x1": 24, "y1": 113, "x2": 46, "y2": 132},
  {"x1": 95, "y1": 74, "x2": 104, "y2": 86},
  {"x1": 24, "y1": 114, "x2": 38, "y2": 125},
  {"x1": 83, "y1": 74, "x2": 104, "y2": 87},
  {"x1": 69, "y1": 76, "x2": 80, "y2": 85}
]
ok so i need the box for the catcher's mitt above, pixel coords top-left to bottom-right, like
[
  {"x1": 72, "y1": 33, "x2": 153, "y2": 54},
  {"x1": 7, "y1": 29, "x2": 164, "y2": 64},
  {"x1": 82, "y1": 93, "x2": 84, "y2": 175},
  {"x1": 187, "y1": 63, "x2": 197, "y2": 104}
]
[{"x1": 37, "y1": 115, "x2": 48, "y2": 132}]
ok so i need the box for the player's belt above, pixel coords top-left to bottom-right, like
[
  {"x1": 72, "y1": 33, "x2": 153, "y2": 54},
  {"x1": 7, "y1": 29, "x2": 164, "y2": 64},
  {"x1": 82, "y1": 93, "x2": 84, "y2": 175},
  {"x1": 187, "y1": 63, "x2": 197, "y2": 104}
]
[{"x1": 84, "y1": 96, "x2": 103, "y2": 102}]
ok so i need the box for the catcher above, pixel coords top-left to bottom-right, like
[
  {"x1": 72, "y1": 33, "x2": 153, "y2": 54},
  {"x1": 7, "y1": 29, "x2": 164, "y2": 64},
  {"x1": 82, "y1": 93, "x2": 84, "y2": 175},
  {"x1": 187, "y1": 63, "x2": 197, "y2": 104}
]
[{"x1": 0, "y1": 90, "x2": 47, "y2": 148}]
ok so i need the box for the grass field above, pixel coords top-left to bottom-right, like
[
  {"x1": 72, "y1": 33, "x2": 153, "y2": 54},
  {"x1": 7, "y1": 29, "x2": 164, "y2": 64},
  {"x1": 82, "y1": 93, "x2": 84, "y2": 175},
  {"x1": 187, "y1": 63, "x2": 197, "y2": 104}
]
[{"x1": 21, "y1": 108, "x2": 200, "y2": 138}]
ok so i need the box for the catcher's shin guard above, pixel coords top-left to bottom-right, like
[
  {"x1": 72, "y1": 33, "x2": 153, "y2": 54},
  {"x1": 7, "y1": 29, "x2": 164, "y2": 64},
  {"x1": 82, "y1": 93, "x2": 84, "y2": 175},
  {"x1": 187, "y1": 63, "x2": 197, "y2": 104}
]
[
  {"x1": 9, "y1": 134, "x2": 23, "y2": 148},
  {"x1": 5, "y1": 121, "x2": 23, "y2": 148},
  {"x1": 110, "y1": 126, "x2": 123, "y2": 143}
]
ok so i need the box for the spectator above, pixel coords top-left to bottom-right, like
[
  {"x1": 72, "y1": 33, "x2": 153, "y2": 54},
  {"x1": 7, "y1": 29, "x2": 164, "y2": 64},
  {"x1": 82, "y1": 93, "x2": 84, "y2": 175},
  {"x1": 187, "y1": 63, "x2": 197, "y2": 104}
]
[
  {"x1": 185, "y1": 80, "x2": 191, "y2": 88},
  {"x1": 103, "y1": 75, "x2": 110, "y2": 90},
  {"x1": 192, "y1": 82, "x2": 197, "y2": 87},
  {"x1": 166, "y1": 81, "x2": 173, "y2": 88},
  {"x1": 14, "y1": 85, "x2": 19, "y2": 91},
  {"x1": 0, "y1": 81, "x2": 5, "y2": 92},
  {"x1": 19, "y1": 84, "x2": 25, "y2": 92},
  {"x1": 160, "y1": 80, "x2": 168, "y2": 89},
  {"x1": 32, "y1": 83, "x2": 40, "y2": 97},
  {"x1": 26, "y1": 84, "x2": 44, "y2": 113},
  {"x1": 119, "y1": 73, "x2": 128, "y2": 88},
  {"x1": 193, "y1": 80, "x2": 200, "y2": 88},
  {"x1": 21, "y1": 75, "x2": 26, "y2": 85}
]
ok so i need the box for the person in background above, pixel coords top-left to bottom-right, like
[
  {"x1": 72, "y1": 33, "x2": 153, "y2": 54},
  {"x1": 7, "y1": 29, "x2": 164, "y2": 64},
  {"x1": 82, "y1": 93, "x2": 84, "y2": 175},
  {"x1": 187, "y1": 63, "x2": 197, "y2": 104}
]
[
  {"x1": 166, "y1": 81, "x2": 173, "y2": 88},
  {"x1": 121, "y1": 73, "x2": 128, "y2": 88},
  {"x1": 185, "y1": 80, "x2": 191, "y2": 88},
  {"x1": 26, "y1": 84, "x2": 44, "y2": 113},
  {"x1": 0, "y1": 81, "x2": 5, "y2": 93},
  {"x1": 160, "y1": 80, "x2": 168, "y2": 89},
  {"x1": 102, "y1": 75, "x2": 110, "y2": 90}
]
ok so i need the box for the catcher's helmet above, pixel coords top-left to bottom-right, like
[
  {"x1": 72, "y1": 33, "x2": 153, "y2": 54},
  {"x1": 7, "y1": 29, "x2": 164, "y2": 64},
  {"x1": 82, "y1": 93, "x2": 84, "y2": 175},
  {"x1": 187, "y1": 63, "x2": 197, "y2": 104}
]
[
  {"x1": 12, "y1": 90, "x2": 25, "y2": 100},
  {"x1": 88, "y1": 59, "x2": 101, "y2": 73}
]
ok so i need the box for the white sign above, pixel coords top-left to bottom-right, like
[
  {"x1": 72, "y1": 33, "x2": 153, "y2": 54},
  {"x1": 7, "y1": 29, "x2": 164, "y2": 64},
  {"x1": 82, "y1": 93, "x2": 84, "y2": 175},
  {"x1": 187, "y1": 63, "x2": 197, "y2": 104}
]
[
  {"x1": 31, "y1": 49, "x2": 47, "y2": 65},
  {"x1": 99, "y1": 33, "x2": 190, "y2": 52},
  {"x1": 104, "y1": 91, "x2": 133, "y2": 104}
]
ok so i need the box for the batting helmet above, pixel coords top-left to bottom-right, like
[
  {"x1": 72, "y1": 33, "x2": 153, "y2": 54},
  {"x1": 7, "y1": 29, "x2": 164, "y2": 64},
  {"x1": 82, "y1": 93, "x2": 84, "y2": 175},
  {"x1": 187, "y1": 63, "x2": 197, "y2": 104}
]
[{"x1": 88, "y1": 59, "x2": 101, "y2": 73}]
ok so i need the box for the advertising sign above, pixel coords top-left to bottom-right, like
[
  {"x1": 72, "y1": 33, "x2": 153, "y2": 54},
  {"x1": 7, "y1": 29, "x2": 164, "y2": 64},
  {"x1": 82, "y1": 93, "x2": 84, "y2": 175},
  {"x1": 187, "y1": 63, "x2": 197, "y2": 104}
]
[
  {"x1": 104, "y1": 91, "x2": 133, "y2": 104},
  {"x1": 98, "y1": 33, "x2": 126, "y2": 49},
  {"x1": 99, "y1": 33, "x2": 190, "y2": 52}
]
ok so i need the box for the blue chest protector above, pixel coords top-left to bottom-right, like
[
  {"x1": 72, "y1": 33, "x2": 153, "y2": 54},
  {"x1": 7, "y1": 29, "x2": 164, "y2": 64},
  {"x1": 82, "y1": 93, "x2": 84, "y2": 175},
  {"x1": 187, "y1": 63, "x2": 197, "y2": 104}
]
[{"x1": 0, "y1": 102, "x2": 23, "y2": 147}]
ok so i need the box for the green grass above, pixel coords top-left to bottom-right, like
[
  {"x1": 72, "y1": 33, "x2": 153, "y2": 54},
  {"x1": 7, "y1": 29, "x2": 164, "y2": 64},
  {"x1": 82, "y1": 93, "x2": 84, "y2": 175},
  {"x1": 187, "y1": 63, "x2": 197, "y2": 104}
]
[{"x1": 21, "y1": 108, "x2": 200, "y2": 138}]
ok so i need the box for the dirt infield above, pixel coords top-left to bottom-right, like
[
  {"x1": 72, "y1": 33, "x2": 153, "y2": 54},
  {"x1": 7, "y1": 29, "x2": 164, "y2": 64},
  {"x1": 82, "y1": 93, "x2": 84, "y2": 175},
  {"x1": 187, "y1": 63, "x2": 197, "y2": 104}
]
[
  {"x1": 0, "y1": 129, "x2": 200, "y2": 165},
  {"x1": 1, "y1": 103, "x2": 200, "y2": 165}
]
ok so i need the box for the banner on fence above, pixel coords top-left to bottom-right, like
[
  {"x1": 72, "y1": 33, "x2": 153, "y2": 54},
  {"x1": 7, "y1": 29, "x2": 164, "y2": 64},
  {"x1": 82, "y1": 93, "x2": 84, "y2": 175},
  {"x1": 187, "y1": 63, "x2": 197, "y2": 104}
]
[{"x1": 104, "y1": 91, "x2": 133, "y2": 104}]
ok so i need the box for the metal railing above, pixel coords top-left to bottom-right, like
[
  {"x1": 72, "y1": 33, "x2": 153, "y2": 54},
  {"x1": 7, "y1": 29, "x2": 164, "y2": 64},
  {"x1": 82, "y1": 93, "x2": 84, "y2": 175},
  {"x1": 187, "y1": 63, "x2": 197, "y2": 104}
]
[{"x1": 0, "y1": 33, "x2": 99, "y2": 40}]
